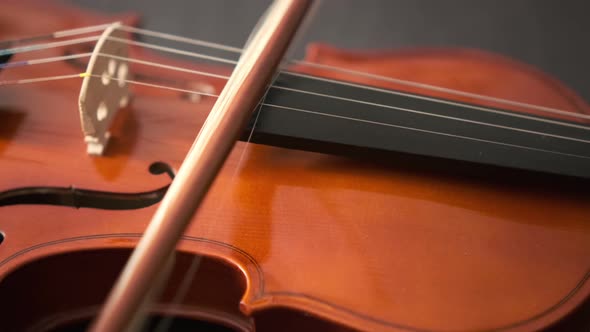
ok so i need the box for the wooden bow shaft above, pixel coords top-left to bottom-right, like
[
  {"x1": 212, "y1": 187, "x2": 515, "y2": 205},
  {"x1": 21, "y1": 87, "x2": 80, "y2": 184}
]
[{"x1": 89, "y1": 1, "x2": 312, "y2": 331}]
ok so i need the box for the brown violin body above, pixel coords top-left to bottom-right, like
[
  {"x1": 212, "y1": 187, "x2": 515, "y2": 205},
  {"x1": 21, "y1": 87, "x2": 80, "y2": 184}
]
[{"x1": 0, "y1": 1, "x2": 589, "y2": 331}]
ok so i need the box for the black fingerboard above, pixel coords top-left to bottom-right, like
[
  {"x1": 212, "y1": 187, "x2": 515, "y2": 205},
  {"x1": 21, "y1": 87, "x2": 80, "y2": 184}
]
[{"x1": 242, "y1": 72, "x2": 590, "y2": 179}]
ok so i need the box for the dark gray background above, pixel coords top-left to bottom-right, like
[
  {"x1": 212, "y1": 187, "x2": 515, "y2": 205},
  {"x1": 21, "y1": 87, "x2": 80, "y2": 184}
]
[{"x1": 67, "y1": 0, "x2": 589, "y2": 101}]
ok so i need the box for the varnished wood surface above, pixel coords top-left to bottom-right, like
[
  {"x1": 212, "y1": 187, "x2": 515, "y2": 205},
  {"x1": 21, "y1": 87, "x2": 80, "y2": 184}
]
[{"x1": 0, "y1": 1, "x2": 589, "y2": 331}]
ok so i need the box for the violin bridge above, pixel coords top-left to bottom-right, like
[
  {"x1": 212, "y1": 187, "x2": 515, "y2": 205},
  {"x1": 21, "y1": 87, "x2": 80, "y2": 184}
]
[{"x1": 78, "y1": 22, "x2": 129, "y2": 155}]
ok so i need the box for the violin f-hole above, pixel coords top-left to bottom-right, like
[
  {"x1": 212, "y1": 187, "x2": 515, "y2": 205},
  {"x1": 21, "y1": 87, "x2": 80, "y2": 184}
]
[{"x1": 0, "y1": 161, "x2": 175, "y2": 210}]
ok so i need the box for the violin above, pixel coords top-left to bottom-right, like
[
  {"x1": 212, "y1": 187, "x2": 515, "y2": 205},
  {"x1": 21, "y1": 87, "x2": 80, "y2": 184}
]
[{"x1": 0, "y1": 0, "x2": 589, "y2": 331}]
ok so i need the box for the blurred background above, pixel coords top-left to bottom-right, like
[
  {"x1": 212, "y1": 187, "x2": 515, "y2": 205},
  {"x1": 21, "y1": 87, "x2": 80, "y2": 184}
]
[{"x1": 66, "y1": 0, "x2": 589, "y2": 101}]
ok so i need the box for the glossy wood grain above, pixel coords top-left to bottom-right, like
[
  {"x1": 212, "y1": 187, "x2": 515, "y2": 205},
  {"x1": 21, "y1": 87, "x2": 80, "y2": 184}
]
[{"x1": 0, "y1": 1, "x2": 589, "y2": 331}]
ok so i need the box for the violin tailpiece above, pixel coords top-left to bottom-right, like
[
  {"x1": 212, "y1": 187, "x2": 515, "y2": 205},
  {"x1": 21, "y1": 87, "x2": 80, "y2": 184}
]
[{"x1": 78, "y1": 22, "x2": 129, "y2": 155}]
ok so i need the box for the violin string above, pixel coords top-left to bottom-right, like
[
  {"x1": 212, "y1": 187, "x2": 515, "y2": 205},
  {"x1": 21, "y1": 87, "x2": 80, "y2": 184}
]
[
  {"x1": 104, "y1": 36, "x2": 238, "y2": 65},
  {"x1": 115, "y1": 24, "x2": 590, "y2": 121},
  {"x1": 5, "y1": 68, "x2": 576, "y2": 159},
  {"x1": 0, "y1": 35, "x2": 100, "y2": 56},
  {"x1": 1, "y1": 30, "x2": 588, "y2": 127},
  {"x1": 287, "y1": 61, "x2": 590, "y2": 120},
  {"x1": 87, "y1": 73, "x2": 218, "y2": 97},
  {"x1": 4, "y1": 50, "x2": 590, "y2": 147},
  {"x1": 0, "y1": 52, "x2": 92, "y2": 69},
  {"x1": 2, "y1": 23, "x2": 587, "y2": 121},
  {"x1": 283, "y1": 70, "x2": 590, "y2": 124},
  {"x1": 97, "y1": 52, "x2": 230, "y2": 80},
  {"x1": 263, "y1": 103, "x2": 590, "y2": 160},
  {"x1": 118, "y1": 28, "x2": 590, "y2": 124},
  {"x1": 2, "y1": 50, "x2": 589, "y2": 144},
  {"x1": 0, "y1": 23, "x2": 113, "y2": 49},
  {"x1": 116, "y1": 25, "x2": 242, "y2": 54},
  {"x1": 0, "y1": 34, "x2": 237, "y2": 67},
  {"x1": 71, "y1": 73, "x2": 588, "y2": 155},
  {"x1": 271, "y1": 85, "x2": 590, "y2": 142},
  {"x1": 0, "y1": 51, "x2": 230, "y2": 81},
  {"x1": 51, "y1": 23, "x2": 115, "y2": 38},
  {"x1": 0, "y1": 73, "x2": 86, "y2": 85},
  {"x1": 1, "y1": 28, "x2": 588, "y2": 140},
  {"x1": 0, "y1": 71, "x2": 218, "y2": 100},
  {"x1": 1, "y1": 21, "x2": 587, "y2": 122}
]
